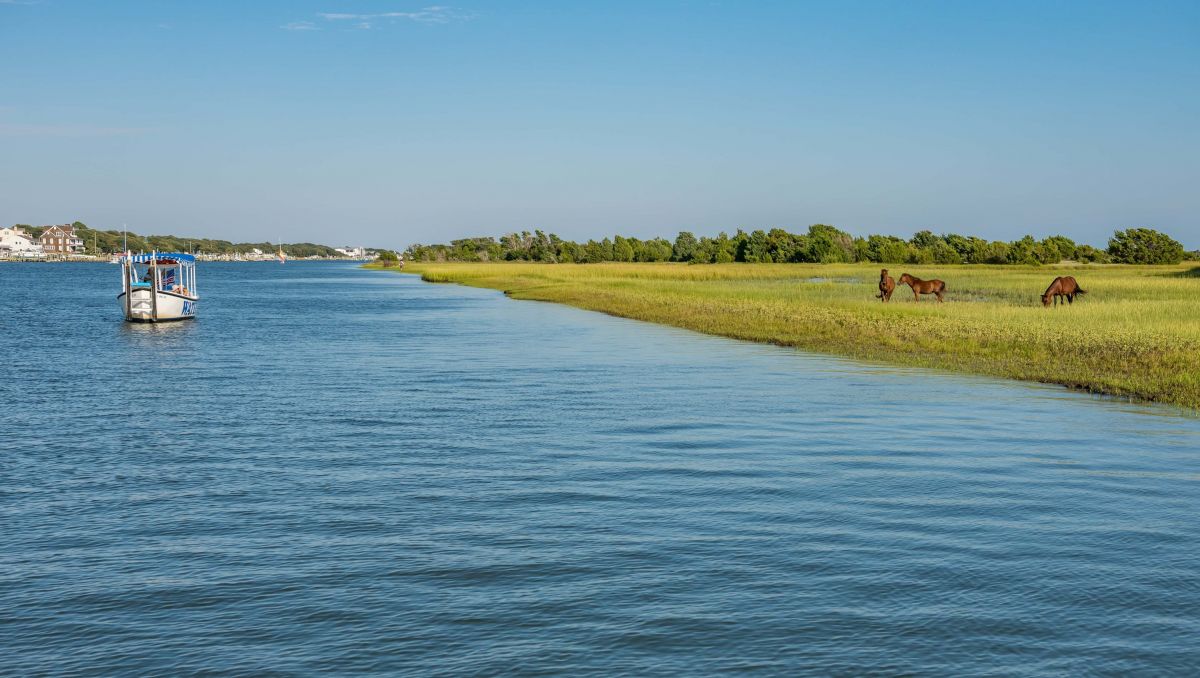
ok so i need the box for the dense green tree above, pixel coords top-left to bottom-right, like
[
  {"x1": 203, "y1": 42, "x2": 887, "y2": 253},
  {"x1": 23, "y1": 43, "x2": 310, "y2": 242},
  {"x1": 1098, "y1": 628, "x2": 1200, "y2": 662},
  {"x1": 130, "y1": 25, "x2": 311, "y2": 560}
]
[
  {"x1": 1073, "y1": 244, "x2": 1110, "y2": 264},
  {"x1": 806, "y1": 224, "x2": 855, "y2": 263},
  {"x1": 613, "y1": 235, "x2": 635, "y2": 262},
  {"x1": 977, "y1": 241, "x2": 1005, "y2": 264},
  {"x1": 929, "y1": 240, "x2": 963, "y2": 265},
  {"x1": 1006, "y1": 236, "x2": 1042, "y2": 266},
  {"x1": 580, "y1": 239, "x2": 605, "y2": 263},
  {"x1": 1041, "y1": 235, "x2": 1076, "y2": 263},
  {"x1": 739, "y1": 230, "x2": 771, "y2": 263},
  {"x1": 909, "y1": 230, "x2": 941, "y2": 251},
  {"x1": 964, "y1": 237, "x2": 993, "y2": 264},
  {"x1": 636, "y1": 238, "x2": 673, "y2": 262},
  {"x1": 852, "y1": 237, "x2": 872, "y2": 263},
  {"x1": 942, "y1": 233, "x2": 991, "y2": 264},
  {"x1": 709, "y1": 232, "x2": 735, "y2": 263},
  {"x1": 859, "y1": 235, "x2": 910, "y2": 263},
  {"x1": 942, "y1": 233, "x2": 970, "y2": 260},
  {"x1": 764, "y1": 228, "x2": 799, "y2": 262},
  {"x1": 907, "y1": 247, "x2": 934, "y2": 265},
  {"x1": 1107, "y1": 228, "x2": 1186, "y2": 264},
  {"x1": 527, "y1": 230, "x2": 556, "y2": 262},
  {"x1": 672, "y1": 231, "x2": 698, "y2": 262}
]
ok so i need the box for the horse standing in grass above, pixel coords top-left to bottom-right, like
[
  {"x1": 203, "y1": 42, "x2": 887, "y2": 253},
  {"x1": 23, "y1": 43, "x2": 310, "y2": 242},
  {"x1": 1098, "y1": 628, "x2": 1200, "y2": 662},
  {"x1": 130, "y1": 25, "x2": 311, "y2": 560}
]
[
  {"x1": 1042, "y1": 276, "x2": 1087, "y2": 307},
  {"x1": 876, "y1": 268, "x2": 896, "y2": 302},
  {"x1": 898, "y1": 273, "x2": 946, "y2": 303}
]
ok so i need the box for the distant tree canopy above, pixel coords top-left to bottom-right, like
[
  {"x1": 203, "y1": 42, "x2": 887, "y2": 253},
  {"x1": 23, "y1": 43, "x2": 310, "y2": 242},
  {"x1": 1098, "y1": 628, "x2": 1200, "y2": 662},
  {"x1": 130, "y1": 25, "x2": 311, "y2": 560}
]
[
  {"x1": 1107, "y1": 228, "x2": 1186, "y2": 265},
  {"x1": 12, "y1": 222, "x2": 348, "y2": 257},
  {"x1": 406, "y1": 226, "x2": 1188, "y2": 266}
]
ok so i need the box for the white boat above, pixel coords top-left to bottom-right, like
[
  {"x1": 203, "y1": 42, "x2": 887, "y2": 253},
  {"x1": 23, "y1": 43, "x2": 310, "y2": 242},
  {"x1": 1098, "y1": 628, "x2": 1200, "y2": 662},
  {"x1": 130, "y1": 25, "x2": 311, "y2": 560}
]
[{"x1": 117, "y1": 252, "x2": 199, "y2": 322}]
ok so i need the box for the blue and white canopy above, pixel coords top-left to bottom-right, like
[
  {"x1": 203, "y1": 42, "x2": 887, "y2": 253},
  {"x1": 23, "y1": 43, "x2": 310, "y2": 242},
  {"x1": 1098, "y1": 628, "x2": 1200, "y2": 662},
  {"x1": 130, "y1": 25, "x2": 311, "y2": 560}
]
[{"x1": 127, "y1": 252, "x2": 195, "y2": 264}]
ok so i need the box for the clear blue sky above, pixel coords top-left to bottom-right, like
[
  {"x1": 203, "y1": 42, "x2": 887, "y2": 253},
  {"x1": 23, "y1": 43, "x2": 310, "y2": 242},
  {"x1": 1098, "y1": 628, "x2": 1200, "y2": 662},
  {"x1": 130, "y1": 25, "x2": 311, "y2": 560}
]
[{"x1": 2, "y1": 0, "x2": 1197, "y2": 248}]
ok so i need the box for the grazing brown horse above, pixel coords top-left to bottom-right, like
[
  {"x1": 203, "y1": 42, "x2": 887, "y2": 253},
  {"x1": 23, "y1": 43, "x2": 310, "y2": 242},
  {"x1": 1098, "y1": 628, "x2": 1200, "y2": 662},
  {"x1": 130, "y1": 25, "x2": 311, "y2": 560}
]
[
  {"x1": 898, "y1": 273, "x2": 946, "y2": 302},
  {"x1": 876, "y1": 268, "x2": 896, "y2": 302},
  {"x1": 1042, "y1": 276, "x2": 1086, "y2": 307}
]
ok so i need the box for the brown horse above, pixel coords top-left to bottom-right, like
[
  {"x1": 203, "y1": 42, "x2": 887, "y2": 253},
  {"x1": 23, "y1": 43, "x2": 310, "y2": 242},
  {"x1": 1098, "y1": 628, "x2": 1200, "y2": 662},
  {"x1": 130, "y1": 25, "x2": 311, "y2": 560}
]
[
  {"x1": 1042, "y1": 276, "x2": 1086, "y2": 307},
  {"x1": 876, "y1": 268, "x2": 896, "y2": 302},
  {"x1": 898, "y1": 273, "x2": 946, "y2": 302}
]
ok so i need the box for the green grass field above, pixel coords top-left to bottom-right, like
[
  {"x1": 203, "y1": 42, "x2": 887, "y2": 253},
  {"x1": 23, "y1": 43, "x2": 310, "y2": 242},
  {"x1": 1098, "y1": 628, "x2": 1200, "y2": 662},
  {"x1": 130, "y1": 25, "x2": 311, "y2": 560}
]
[{"x1": 370, "y1": 261, "x2": 1200, "y2": 409}]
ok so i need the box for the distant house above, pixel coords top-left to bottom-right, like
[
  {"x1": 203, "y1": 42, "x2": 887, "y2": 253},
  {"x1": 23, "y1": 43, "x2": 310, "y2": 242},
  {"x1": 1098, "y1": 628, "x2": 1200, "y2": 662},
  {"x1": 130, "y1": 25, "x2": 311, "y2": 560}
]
[
  {"x1": 0, "y1": 226, "x2": 45, "y2": 258},
  {"x1": 336, "y1": 246, "x2": 366, "y2": 258},
  {"x1": 39, "y1": 224, "x2": 86, "y2": 255}
]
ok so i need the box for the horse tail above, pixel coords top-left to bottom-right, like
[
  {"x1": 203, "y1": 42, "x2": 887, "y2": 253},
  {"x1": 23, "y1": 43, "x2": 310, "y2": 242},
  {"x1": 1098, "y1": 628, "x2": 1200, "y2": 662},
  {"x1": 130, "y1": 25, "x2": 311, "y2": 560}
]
[{"x1": 1076, "y1": 287, "x2": 1087, "y2": 295}]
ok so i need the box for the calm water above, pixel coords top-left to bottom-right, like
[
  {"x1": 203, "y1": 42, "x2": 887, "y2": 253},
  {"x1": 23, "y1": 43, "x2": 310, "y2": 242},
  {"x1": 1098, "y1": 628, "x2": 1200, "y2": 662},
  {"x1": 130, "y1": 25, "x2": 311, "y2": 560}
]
[{"x1": 2, "y1": 261, "x2": 1199, "y2": 675}]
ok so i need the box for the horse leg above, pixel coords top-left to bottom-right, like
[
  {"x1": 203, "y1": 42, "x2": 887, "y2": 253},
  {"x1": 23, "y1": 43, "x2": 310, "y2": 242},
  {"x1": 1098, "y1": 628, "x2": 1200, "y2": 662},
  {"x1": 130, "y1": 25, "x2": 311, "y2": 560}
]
[
  {"x1": 936, "y1": 290, "x2": 944, "y2": 303},
  {"x1": 1067, "y1": 294, "x2": 1074, "y2": 305}
]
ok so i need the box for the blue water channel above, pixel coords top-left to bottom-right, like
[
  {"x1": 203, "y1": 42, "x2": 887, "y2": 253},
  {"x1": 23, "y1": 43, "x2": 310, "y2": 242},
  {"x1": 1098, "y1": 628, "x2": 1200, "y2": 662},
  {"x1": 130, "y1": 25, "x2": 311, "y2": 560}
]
[{"x1": 2, "y1": 261, "x2": 1198, "y2": 675}]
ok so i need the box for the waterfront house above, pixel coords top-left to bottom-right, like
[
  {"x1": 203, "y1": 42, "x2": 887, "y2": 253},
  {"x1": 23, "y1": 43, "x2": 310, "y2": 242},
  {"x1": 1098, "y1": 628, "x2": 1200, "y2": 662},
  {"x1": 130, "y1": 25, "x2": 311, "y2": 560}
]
[
  {"x1": 0, "y1": 226, "x2": 45, "y2": 258},
  {"x1": 39, "y1": 224, "x2": 86, "y2": 255}
]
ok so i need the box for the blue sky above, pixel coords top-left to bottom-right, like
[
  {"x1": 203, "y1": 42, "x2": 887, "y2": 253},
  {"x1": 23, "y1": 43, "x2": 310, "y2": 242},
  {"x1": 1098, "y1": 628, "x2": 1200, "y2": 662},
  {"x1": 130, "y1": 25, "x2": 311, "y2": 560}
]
[{"x1": 1, "y1": 1, "x2": 1197, "y2": 248}]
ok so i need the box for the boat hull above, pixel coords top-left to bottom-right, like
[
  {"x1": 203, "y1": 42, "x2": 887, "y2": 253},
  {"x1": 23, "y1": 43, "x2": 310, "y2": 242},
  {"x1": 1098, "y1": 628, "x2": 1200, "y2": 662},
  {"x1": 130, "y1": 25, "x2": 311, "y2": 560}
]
[{"x1": 118, "y1": 288, "x2": 199, "y2": 322}]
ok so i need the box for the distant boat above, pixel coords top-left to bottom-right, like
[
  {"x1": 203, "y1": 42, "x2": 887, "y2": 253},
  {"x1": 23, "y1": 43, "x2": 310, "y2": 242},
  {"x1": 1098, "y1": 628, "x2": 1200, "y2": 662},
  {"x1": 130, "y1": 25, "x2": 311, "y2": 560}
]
[
  {"x1": 277, "y1": 242, "x2": 286, "y2": 264},
  {"x1": 118, "y1": 251, "x2": 199, "y2": 322}
]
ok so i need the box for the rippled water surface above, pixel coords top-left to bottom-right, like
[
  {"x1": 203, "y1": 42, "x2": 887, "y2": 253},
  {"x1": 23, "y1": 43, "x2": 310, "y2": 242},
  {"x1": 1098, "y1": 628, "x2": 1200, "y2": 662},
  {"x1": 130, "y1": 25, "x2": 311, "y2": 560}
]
[{"x1": 2, "y1": 261, "x2": 1199, "y2": 675}]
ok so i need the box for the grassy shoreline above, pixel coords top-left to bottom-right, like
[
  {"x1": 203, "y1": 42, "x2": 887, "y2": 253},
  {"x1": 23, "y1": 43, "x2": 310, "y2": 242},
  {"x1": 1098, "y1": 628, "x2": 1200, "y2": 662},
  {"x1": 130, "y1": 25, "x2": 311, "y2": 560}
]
[{"x1": 367, "y1": 261, "x2": 1200, "y2": 409}]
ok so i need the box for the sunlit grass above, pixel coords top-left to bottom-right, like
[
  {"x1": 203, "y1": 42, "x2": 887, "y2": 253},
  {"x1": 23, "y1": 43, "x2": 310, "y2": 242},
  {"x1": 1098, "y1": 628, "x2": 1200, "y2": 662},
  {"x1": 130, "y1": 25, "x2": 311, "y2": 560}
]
[{"x1": 369, "y1": 261, "x2": 1200, "y2": 409}]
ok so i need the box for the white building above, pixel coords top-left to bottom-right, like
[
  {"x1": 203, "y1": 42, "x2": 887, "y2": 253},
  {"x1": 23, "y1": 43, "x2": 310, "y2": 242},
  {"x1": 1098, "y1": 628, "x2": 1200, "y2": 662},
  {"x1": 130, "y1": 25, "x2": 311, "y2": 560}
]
[
  {"x1": 336, "y1": 246, "x2": 367, "y2": 258},
  {"x1": 0, "y1": 227, "x2": 46, "y2": 258}
]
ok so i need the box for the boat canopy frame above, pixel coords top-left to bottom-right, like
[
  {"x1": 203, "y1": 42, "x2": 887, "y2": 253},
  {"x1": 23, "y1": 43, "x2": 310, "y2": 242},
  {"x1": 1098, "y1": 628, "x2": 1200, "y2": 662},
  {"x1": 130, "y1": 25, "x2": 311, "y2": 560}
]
[
  {"x1": 121, "y1": 251, "x2": 198, "y2": 299},
  {"x1": 127, "y1": 252, "x2": 196, "y2": 264}
]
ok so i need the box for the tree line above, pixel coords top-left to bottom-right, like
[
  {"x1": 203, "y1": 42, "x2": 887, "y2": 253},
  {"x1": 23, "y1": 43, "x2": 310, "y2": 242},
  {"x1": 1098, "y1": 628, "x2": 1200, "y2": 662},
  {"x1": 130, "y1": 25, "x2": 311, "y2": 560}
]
[
  {"x1": 13, "y1": 222, "x2": 345, "y2": 258},
  {"x1": 406, "y1": 226, "x2": 1192, "y2": 266}
]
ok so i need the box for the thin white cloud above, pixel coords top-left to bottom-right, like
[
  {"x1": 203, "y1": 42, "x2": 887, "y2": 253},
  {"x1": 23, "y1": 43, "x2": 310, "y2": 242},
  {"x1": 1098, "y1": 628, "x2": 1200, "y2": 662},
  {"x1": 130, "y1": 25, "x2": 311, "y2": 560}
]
[
  {"x1": 316, "y1": 6, "x2": 475, "y2": 25},
  {"x1": 281, "y1": 20, "x2": 319, "y2": 31}
]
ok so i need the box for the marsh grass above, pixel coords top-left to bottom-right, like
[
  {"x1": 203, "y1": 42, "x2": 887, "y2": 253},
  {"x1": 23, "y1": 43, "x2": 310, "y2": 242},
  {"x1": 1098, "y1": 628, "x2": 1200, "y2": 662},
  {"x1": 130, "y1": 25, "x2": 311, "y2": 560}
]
[{"x1": 369, "y1": 261, "x2": 1200, "y2": 408}]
